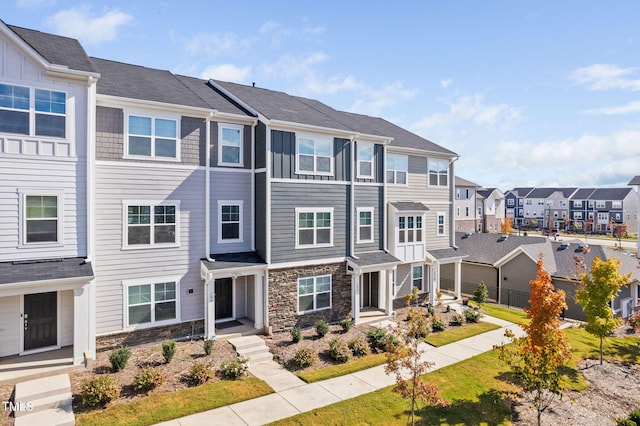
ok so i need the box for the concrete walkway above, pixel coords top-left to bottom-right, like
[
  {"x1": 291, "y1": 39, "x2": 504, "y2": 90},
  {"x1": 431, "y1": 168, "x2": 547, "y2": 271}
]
[{"x1": 156, "y1": 315, "x2": 525, "y2": 426}]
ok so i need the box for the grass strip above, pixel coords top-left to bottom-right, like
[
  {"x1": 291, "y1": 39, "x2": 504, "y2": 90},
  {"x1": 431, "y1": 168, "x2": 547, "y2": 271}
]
[
  {"x1": 298, "y1": 353, "x2": 387, "y2": 383},
  {"x1": 423, "y1": 321, "x2": 500, "y2": 347},
  {"x1": 483, "y1": 304, "x2": 530, "y2": 325}
]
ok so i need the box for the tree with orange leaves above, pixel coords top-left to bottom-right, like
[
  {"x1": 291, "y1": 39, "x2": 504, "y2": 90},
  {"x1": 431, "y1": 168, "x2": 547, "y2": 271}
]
[
  {"x1": 497, "y1": 255, "x2": 571, "y2": 426},
  {"x1": 500, "y1": 217, "x2": 513, "y2": 235}
]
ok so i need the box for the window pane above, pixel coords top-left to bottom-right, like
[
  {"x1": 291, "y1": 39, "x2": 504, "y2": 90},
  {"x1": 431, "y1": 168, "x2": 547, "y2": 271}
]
[
  {"x1": 386, "y1": 170, "x2": 395, "y2": 183},
  {"x1": 35, "y1": 114, "x2": 65, "y2": 138},
  {"x1": 155, "y1": 138, "x2": 176, "y2": 158},
  {"x1": 316, "y1": 292, "x2": 330, "y2": 309},
  {"x1": 413, "y1": 278, "x2": 423, "y2": 291},
  {"x1": 222, "y1": 146, "x2": 240, "y2": 163},
  {"x1": 359, "y1": 162, "x2": 372, "y2": 176},
  {"x1": 299, "y1": 295, "x2": 314, "y2": 312},
  {"x1": 416, "y1": 217, "x2": 423, "y2": 229},
  {"x1": 0, "y1": 84, "x2": 30, "y2": 109},
  {"x1": 396, "y1": 156, "x2": 408, "y2": 170},
  {"x1": 129, "y1": 136, "x2": 152, "y2": 156},
  {"x1": 26, "y1": 196, "x2": 57, "y2": 218},
  {"x1": 222, "y1": 205, "x2": 240, "y2": 221},
  {"x1": 222, "y1": 223, "x2": 239, "y2": 239},
  {"x1": 298, "y1": 278, "x2": 314, "y2": 295},
  {"x1": 155, "y1": 282, "x2": 176, "y2": 301},
  {"x1": 128, "y1": 226, "x2": 151, "y2": 244},
  {"x1": 360, "y1": 226, "x2": 371, "y2": 241},
  {"x1": 316, "y1": 156, "x2": 331, "y2": 172},
  {"x1": 397, "y1": 172, "x2": 407, "y2": 184},
  {"x1": 129, "y1": 305, "x2": 151, "y2": 325},
  {"x1": 154, "y1": 225, "x2": 175, "y2": 243},
  {"x1": 129, "y1": 285, "x2": 151, "y2": 304},
  {"x1": 316, "y1": 229, "x2": 330, "y2": 244},
  {"x1": 360, "y1": 211, "x2": 371, "y2": 225},
  {"x1": 358, "y1": 144, "x2": 373, "y2": 160},
  {"x1": 316, "y1": 141, "x2": 332, "y2": 156},
  {"x1": 316, "y1": 276, "x2": 331, "y2": 292},
  {"x1": 155, "y1": 301, "x2": 176, "y2": 321},
  {"x1": 26, "y1": 220, "x2": 57, "y2": 242},
  {"x1": 298, "y1": 138, "x2": 314, "y2": 155},
  {"x1": 221, "y1": 127, "x2": 241, "y2": 145},
  {"x1": 128, "y1": 206, "x2": 150, "y2": 224},
  {"x1": 299, "y1": 154, "x2": 314, "y2": 171},
  {"x1": 429, "y1": 174, "x2": 438, "y2": 186},
  {"x1": 129, "y1": 116, "x2": 152, "y2": 135},
  {"x1": 299, "y1": 229, "x2": 314, "y2": 245},
  {"x1": 299, "y1": 213, "x2": 314, "y2": 228},
  {"x1": 0, "y1": 110, "x2": 29, "y2": 134},
  {"x1": 155, "y1": 119, "x2": 176, "y2": 138},
  {"x1": 399, "y1": 229, "x2": 405, "y2": 243},
  {"x1": 316, "y1": 212, "x2": 331, "y2": 228}
]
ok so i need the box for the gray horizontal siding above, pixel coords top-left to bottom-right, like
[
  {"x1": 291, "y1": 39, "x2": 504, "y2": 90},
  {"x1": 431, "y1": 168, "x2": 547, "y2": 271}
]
[
  {"x1": 94, "y1": 164, "x2": 206, "y2": 335},
  {"x1": 271, "y1": 130, "x2": 350, "y2": 181},
  {"x1": 354, "y1": 185, "x2": 383, "y2": 253},
  {"x1": 210, "y1": 170, "x2": 253, "y2": 254},
  {"x1": 270, "y1": 182, "x2": 348, "y2": 263}
]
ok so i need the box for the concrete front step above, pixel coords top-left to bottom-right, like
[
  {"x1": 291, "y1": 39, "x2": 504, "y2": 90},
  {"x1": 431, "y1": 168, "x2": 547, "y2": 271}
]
[
  {"x1": 228, "y1": 335, "x2": 273, "y2": 365},
  {"x1": 13, "y1": 374, "x2": 74, "y2": 425},
  {"x1": 228, "y1": 335, "x2": 266, "y2": 352},
  {"x1": 14, "y1": 407, "x2": 75, "y2": 426}
]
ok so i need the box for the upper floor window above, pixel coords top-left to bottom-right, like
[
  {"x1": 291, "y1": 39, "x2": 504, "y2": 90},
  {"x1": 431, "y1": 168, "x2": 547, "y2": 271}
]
[
  {"x1": 612, "y1": 201, "x2": 622, "y2": 209},
  {"x1": 298, "y1": 275, "x2": 331, "y2": 313},
  {"x1": 507, "y1": 198, "x2": 514, "y2": 206},
  {"x1": 357, "y1": 208, "x2": 374, "y2": 243},
  {"x1": 526, "y1": 200, "x2": 532, "y2": 205},
  {"x1": 465, "y1": 207, "x2": 470, "y2": 217},
  {"x1": 595, "y1": 200, "x2": 606, "y2": 209},
  {"x1": 574, "y1": 200, "x2": 582, "y2": 208},
  {"x1": 588, "y1": 200, "x2": 595, "y2": 208},
  {"x1": 437, "y1": 213, "x2": 446, "y2": 236},
  {"x1": 23, "y1": 193, "x2": 62, "y2": 244},
  {"x1": 428, "y1": 159, "x2": 448, "y2": 186},
  {"x1": 0, "y1": 84, "x2": 66, "y2": 138},
  {"x1": 124, "y1": 201, "x2": 179, "y2": 248},
  {"x1": 218, "y1": 123, "x2": 243, "y2": 166},
  {"x1": 456, "y1": 189, "x2": 461, "y2": 199},
  {"x1": 296, "y1": 134, "x2": 333, "y2": 175},
  {"x1": 574, "y1": 212, "x2": 583, "y2": 220},
  {"x1": 296, "y1": 208, "x2": 333, "y2": 248},
  {"x1": 386, "y1": 154, "x2": 407, "y2": 184},
  {"x1": 126, "y1": 114, "x2": 178, "y2": 160},
  {"x1": 398, "y1": 215, "x2": 423, "y2": 244},
  {"x1": 218, "y1": 201, "x2": 243, "y2": 243},
  {"x1": 357, "y1": 142, "x2": 374, "y2": 178},
  {"x1": 456, "y1": 207, "x2": 460, "y2": 217},
  {"x1": 597, "y1": 212, "x2": 608, "y2": 221}
]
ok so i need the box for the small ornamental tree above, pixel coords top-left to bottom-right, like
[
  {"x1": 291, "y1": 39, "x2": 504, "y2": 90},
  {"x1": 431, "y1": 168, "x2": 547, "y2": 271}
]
[
  {"x1": 473, "y1": 281, "x2": 489, "y2": 307},
  {"x1": 497, "y1": 255, "x2": 572, "y2": 426},
  {"x1": 613, "y1": 223, "x2": 629, "y2": 248},
  {"x1": 385, "y1": 305, "x2": 447, "y2": 426},
  {"x1": 576, "y1": 257, "x2": 631, "y2": 364},
  {"x1": 500, "y1": 217, "x2": 513, "y2": 235}
]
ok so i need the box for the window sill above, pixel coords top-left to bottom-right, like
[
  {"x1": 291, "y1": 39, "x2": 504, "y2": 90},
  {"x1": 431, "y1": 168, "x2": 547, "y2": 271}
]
[
  {"x1": 295, "y1": 243, "x2": 334, "y2": 250},
  {"x1": 295, "y1": 170, "x2": 335, "y2": 177},
  {"x1": 356, "y1": 240, "x2": 374, "y2": 244},
  {"x1": 217, "y1": 239, "x2": 244, "y2": 244},
  {"x1": 121, "y1": 243, "x2": 180, "y2": 250},
  {"x1": 123, "y1": 154, "x2": 181, "y2": 162},
  {"x1": 217, "y1": 162, "x2": 244, "y2": 168},
  {"x1": 18, "y1": 242, "x2": 63, "y2": 249}
]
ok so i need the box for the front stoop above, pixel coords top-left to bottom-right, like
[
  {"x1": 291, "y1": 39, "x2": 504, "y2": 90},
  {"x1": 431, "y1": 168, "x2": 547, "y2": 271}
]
[
  {"x1": 228, "y1": 335, "x2": 273, "y2": 366},
  {"x1": 13, "y1": 374, "x2": 74, "y2": 426}
]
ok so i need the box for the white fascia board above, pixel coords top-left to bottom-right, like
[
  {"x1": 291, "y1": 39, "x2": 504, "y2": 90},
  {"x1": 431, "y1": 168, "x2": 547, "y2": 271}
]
[
  {"x1": 269, "y1": 120, "x2": 391, "y2": 144},
  {"x1": 0, "y1": 276, "x2": 94, "y2": 298},
  {"x1": 387, "y1": 146, "x2": 459, "y2": 159}
]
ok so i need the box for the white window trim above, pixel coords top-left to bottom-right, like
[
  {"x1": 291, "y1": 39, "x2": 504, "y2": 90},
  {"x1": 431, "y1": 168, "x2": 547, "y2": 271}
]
[
  {"x1": 122, "y1": 276, "x2": 181, "y2": 330},
  {"x1": 427, "y1": 158, "x2": 449, "y2": 187},
  {"x1": 217, "y1": 123, "x2": 244, "y2": 167},
  {"x1": 217, "y1": 200, "x2": 244, "y2": 244},
  {"x1": 596, "y1": 200, "x2": 605, "y2": 208},
  {"x1": 574, "y1": 212, "x2": 583, "y2": 219},
  {"x1": 356, "y1": 207, "x2": 375, "y2": 244},
  {"x1": 122, "y1": 200, "x2": 181, "y2": 250},
  {"x1": 612, "y1": 201, "x2": 622, "y2": 209},
  {"x1": 396, "y1": 214, "x2": 424, "y2": 246},
  {"x1": 295, "y1": 207, "x2": 334, "y2": 249},
  {"x1": 356, "y1": 142, "x2": 374, "y2": 179},
  {"x1": 437, "y1": 212, "x2": 446, "y2": 236},
  {"x1": 295, "y1": 133, "x2": 334, "y2": 176},
  {"x1": 386, "y1": 154, "x2": 408, "y2": 186},
  {"x1": 123, "y1": 109, "x2": 181, "y2": 162},
  {"x1": 297, "y1": 274, "x2": 332, "y2": 314},
  {"x1": 19, "y1": 189, "x2": 64, "y2": 248},
  {"x1": 574, "y1": 200, "x2": 583, "y2": 207},
  {"x1": 411, "y1": 263, "x2": 424, "y2": 293}
]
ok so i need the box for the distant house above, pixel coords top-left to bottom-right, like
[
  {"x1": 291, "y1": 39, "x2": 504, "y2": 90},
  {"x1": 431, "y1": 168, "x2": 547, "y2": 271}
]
[
  {"x1": 476, "y1": 188, "x2": 505, "y2": 233},
  {"x1": 454, "y1": 176, "x2": 480, "y2": 233},
  {"x1": 504, "y1": 187, "x2": 534, "y2": 228}
]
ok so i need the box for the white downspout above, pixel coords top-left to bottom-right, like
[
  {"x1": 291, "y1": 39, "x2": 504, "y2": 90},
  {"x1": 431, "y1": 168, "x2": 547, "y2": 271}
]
[
  {"x1": 205, "y1": 111, "x2": 217, "y2": 263},
  {"x1": 251, "y1": 121, "x2": 257, "y2": 251},
  {"x1": 449, "y1": 157, "x2": 459, "y2": 248},
  {"x1": 85, "y1": 76, "x2": 97, "y2": 263},
  {"x1": 350, "y1": 135, "x2": 358, "y2": 259},
  {"x1": 266, "y1": 126, "x2": 272, "y2": 264}
]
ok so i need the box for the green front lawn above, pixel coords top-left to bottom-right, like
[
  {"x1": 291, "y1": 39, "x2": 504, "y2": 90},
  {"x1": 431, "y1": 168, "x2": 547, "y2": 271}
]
[
  {"x1": 298, "y1": 353, "x2": 387, "y2": 383},
  {"x1": 423, "y1": 321, "x2": 500, "y2": 347},
  {"x1": 483, "y1": 304, "x2": 530, "y2": 325},
  {"x1": 75, "y1": 377, "x2": 273, "y2": 426}
]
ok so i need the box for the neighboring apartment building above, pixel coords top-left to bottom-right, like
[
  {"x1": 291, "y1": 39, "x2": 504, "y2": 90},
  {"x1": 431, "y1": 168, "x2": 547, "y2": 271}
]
[
  {"x1": 0, "y1": 23, "x2": 97, "y2": 362},
  {"x1": 0, "y1": 22, "x2": 459, "y2": 363},
  {"x1": 476, "y1": 188, "x2": 505, "y2": 233},
  {"x1": 568, "y1": 187, "x2": 638, "y2": 234},
  {"x1": 454, "y1": 176, "x2": 480, "y2": 233},
  {"x1": 504, "y1": 187, "x2": 533, "y2": 228}
]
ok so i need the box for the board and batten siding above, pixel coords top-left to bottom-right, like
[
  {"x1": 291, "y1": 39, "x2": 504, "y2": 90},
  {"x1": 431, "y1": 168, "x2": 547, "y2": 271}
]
[
  {"x1": 270, "y1": 182, "x2": 348, "y2": 264},
  {"x1": 209, "y1": 122, "x2": 252, "y2": 169},
  {"x1": 210, "y1": 170, "x2": 253, "y2": 254},
  {"x1": 354, "y1": 185, "x2": 383, "y2": 253},
  {"x1": 94, "y1": 163, "x2": 206, "y2": 335},
  {"x1": 0, "y1": 157, "x2": 87, "y2": 261},
  {"x1": 271, "y1": 130, "x2": 350, "y2": 182},
  {"x1": 255, "y1": 172, "x2": 267, "y2": 260}
]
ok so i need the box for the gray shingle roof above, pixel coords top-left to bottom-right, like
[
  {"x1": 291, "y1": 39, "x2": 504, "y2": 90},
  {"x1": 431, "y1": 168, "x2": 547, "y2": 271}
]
[
  {"x1": 629, "y1": 176, "x2": 640, "y2": 186},
  {"x1": 0, "y1": 257, "x2": 94, "y2": 285},
  {"x1": 349, "y1": 251, "x2": 400, "y2": 267},
  {"x1": 572, "y1": 188, "x2": 595, "y2": 199},
  {"x1": 428, "y1": 247, "x2": 466, "y2": 260},
  {"x1": 509, "y1": 187, "x2": 534, "y2": 197},
  {"x1": 7, "y1": 24, "x2": 96, "y2": 73},
  {"x1": 455, "y1": 176, "x2": 480, "y2": 187},
  {"x1": 589, "y1": 187, "x2": 633, "y2": 201},
  {"x1": 390, "y1": 202, "x2": 429, "y2": 212},
  {"x1": 174, "y1": 75, "x2": 254, "y2": 116},
  {"x1": 454, "y1": 232, "x2": 546, "y2": 264},
  {"x1": 201, "y1": 252, "x2": 266, "y2": 271}
]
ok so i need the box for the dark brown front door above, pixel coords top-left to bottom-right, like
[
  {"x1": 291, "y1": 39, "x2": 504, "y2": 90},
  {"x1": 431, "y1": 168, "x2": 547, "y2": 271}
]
[
  {"x1": 361, "y1": 272, "x2": 380, "y2": 308},
  {"x1": 24, "y1": 292, "x2": 57, "y2": 351},
  {"x1": 215, "y1": 278, "x2": 233, "y2": 320}
]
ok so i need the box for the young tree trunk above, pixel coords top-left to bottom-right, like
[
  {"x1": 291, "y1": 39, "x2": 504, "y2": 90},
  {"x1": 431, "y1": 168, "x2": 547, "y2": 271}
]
[{"x1": 600, "y1": 337, "x2": 603, "y2": 365}]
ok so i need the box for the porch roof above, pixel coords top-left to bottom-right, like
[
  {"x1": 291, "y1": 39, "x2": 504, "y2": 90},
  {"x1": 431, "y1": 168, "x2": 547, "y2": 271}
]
[
  {"x1": 389, "y1": 202, "x2": 429, "y2": 212},
  {"x1": 348, "y1": 251, "x2": 401, "y2": 268},
  {"x1": 427, "y1": 247, "x2": 466, "y2": 261},
  {"x1": 0, "y1": 257, "x2": 93, "y2": 285},
  {"x1": 201, "y1": 252, "x2": 266, "y2": 272}
]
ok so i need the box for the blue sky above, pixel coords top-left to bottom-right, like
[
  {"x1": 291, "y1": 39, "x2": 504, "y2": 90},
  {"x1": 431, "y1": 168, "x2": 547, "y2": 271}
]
[{"x1": 4, "y1": 1, "x2": 640, "y2": 190}]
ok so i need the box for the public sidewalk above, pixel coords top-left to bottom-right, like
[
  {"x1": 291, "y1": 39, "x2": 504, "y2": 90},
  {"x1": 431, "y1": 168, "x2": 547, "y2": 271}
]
[{"x1": 156, "y1": 315, "x2": 525, "y2": 426}]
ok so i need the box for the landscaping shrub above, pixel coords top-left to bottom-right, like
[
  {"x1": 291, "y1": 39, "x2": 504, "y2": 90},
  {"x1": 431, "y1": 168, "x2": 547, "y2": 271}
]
[
  {"x1": 615, "y1": 419, "x2": 636, "y2": 426},
  {"x1": 189, "y1": 362, "x2": 214, "y2": 385},
  {"x1": 81, "y1": 375, "x2": 121, "y2": 407},
  {"x1": 315, "y1": 319, "x2": 329, "y2": 338},
  {"x1": 109, "y1": 346, "x2": 131, "y2": 372},
  {"x1": 220, "y1": 357, "x2": 249, "y2": 379},
  {"x1": 291, "y1": 326, "x2": 302, "y2": 343},
  {"x1": 132, "y1": 367, "x2": 165, "y2": 393},
  {"x1": 162, "y1": 340, "x2": 177, "y2": 363},
  {"x1": 445, "y1": 305, "x2": 451, "y2": 313},
  {"x1": 630, "y1": 410, "x2": 640, "y2": 424},
  {"x1": 629, "y1": 311, "x2": 640, "y2": 331},
  {"x1": 203, "y1": 338, "x2": 214, "y2": 356},
  {"x1": 329, "y1": 338, "x2": 351, "y2": 363},
  {"x1": 431, "y1": 316, "x2": 446, "y2": 332},
  {"x1": 449, "y1": 313, "x2": 464, "y2": 326},
  {"x1": 292, "y1": 347, "x2": 318, "y2": 368},
  {"x1": 348, "y1": 336, "x2": 370, "y2": 357},
  {"x1": 473, "y1": 282, "x2": 489, "y2": 305},
  {"x1": 427, "y1": 305, "x2": 435, "y2": 317},
  {"x1": 339, "y1": 317, "x2": 354, "y2": 332},
  {"x1": 367, "y1": 327, "x2": 398, "y2": 353},
  {"x1": 464, "y1": 308, "x2": 482, "y2": 323}
]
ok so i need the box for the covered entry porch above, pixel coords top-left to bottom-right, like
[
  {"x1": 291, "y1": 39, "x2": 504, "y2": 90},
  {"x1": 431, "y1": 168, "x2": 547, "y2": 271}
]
[
  {"x1": 347, "y1": 251, "x2": 400, "y2": 324},
  {"x1": 426, "y1": 249, "x2": 465, "y2": 305},
  {"x1": 200, "y1": 252, "x2": 267, "y2": 339}
]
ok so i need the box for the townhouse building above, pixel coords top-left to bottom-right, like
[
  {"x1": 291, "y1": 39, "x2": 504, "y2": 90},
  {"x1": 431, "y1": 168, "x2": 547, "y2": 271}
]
[
  {"x1": 454, "y1": 176, "x2": 480, "y2": 233},
  {"x1": 567, "y1": 188, "x2": 637, "y2": 234},
  {"x1": 0, "y1": 22, "x2": 459, "y2": 364},
  {"x1": 476, "y1": 188, "x2": 505, "y2": 233},
  {"x1": 504, "y1": 187, "x2": 533, "y2": 228}
]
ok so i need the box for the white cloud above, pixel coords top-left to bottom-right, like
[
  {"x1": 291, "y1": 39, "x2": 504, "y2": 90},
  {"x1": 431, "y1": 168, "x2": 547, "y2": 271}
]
[
  {"x1": 347, "y1": 81, "x2": 418, "y2": 116},
  {"x1": 260, "y1": 52, "x2": 329, "y2": 81},
  {"x1": 259, "y1": 20, "x2": 280, "y2": 34},
  {"x1": 440, "y1": 79, "x2": 452, "y2": 89},
  {"x1": 46, "y1": 6, "x2": 132, "y2": 44},
  {"x1": 571, "y1": 64, "x2": 640, "y2": 91},
  {"x1": 584, "y1": 100, "x2": 640, "y2": 115},
  {"x1": 185, "y1": 32, "x2": 250, "y2": 56},
  {"x1": 199, "y1": 64, "x2": 251, "y2": 83},
  {"x1": 17, "y1": 0, "x2": 55, "y2": 8}
]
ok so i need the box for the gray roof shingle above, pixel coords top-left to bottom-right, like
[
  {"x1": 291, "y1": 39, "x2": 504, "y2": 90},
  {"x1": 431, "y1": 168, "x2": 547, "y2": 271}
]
[
  {"x1": 0, "y1": 257, "x2": 94, "y2": 285},
  {"x1": 589, "y1": 187, "x2": 633, "y2": 201},
  {"x1": 455, "y1": 176, "x2": 480, "y2": 187},
  {"x1": 454, "y1": 232, "x2": 546, "y2": 264},
  {"x1": 201, "y1": 252, "x2": 266, "y2": 271},
  {"x1": 348, "y1": 251, "x2": 400, "y2": 267},
  {"x1": 390, "y1": 202, "x2": 429, "y2": 212}
]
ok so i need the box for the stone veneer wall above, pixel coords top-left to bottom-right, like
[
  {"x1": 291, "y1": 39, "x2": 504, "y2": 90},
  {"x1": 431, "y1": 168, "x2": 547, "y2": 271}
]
[
  {"x1": 269, "y1": 262, "x2": 351, "y2": 331},
  {"x1": 96, "y1": 320, "x2": 204, "y2": 352}
]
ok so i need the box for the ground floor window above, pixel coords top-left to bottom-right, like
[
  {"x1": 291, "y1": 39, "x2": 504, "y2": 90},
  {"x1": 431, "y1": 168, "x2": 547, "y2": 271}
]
[
  {"x1": 298, "y1": 275, "x2": 331, "y2": 313},
  {"x1": 412, "y1": 265, "x2": 423, "y2": 292},
  {"x1": 125, "y1": 279, "x2": 179, "y2": 327}
]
